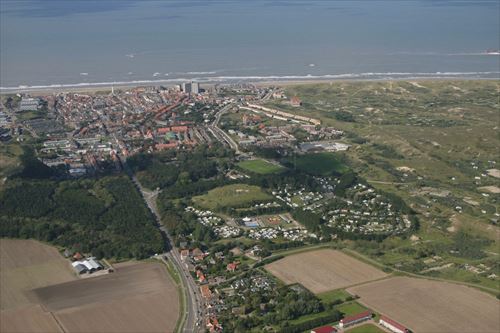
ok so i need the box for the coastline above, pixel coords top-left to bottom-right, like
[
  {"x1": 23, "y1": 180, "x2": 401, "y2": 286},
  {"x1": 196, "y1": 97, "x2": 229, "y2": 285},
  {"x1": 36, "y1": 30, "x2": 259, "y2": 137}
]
[{"x1": 1, "y1": 73, "x2": 499, "y2": 95}]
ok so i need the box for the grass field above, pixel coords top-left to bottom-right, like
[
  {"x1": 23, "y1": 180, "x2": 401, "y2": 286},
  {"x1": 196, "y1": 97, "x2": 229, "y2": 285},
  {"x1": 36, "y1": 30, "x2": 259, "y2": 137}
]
[
  {"x1": 317, "y1": 289, "x2": 352, "y2": 304},
  {"x1": 336, "y1": 301, "x2": 369, "y2": 316},
  {"x1": 0, "y1": 143, "x2": 22, "y2": 180},
  {"x1": 193, "y1": 183, "x2": 273, "y2": 210},
  {"x1": 265, "y1": 249, "x2": 387, "y2": 294},
  {"x1": 288, "y1": 152, "x2": 349, "y2": 176},
  {"x1": 237, "y1": 159, "x2": 285, "y2": 174},
  {"x1": 348, "y1": 276, "x2": 500, "y2": 333},
  {"x1": 346, "y1": 324, "x2": 385, "y2": 333}
]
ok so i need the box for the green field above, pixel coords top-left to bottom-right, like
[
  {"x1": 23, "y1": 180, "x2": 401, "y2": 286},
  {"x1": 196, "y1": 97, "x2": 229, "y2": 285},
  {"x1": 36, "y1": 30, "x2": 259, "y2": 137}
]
[
  {"x1": 237, "y1": 159, "x2": 285, "y2": 174},
  {"x1": 346, "y1": 324, "x2": 384, "y2": 333},
  {"x1": 192, "y1": 184, "x2": 273, "y2": 210},
  {"x1": 288, "y1": 152, "x2": 349, "y2": 176},
  {"x1": 336, "y1": 301, "x2": 369, "y2": 316},
  {"x1": 318, "y1": 289, "x2": 352, "y2": 304}
]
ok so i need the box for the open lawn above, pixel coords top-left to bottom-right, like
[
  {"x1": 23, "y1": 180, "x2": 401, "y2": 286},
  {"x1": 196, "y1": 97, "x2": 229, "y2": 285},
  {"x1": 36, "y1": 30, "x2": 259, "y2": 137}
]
[
  {"x1": 265, "y1": 249, "x2": 387, "y2": 293},
  {"x1": 317, "y1": 289, "x2": 352, "y2": 304},
  {"x1": 237, "y1": 159, "x2": 285, "y2": 174},
  {"x1": 346, "y1": 324, "x2": 385, "y2": 333},
  {"x1": 336, "y1": 301, "x2": 369, "y2": 316},
  {"x1": 193, "y1": 183, "x2": 273, "y2": 210},
  {"x1": 348, "y1": 276, "x2": 500, "y2": 333},
  {"x1": 288, "y1": 152, "x2": 348, "y2": 176}
]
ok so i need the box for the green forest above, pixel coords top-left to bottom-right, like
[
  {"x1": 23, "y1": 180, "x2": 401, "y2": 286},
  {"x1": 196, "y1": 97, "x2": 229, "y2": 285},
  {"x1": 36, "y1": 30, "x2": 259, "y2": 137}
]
[{"x1": 0, "y1": 176, "x2": 163, "y2": 259}]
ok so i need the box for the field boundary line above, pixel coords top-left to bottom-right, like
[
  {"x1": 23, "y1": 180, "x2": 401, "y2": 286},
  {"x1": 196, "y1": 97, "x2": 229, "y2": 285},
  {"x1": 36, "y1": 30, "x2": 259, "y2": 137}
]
[
  {"x1": 343, "y1": 248, "x2": 500, "y2": 295},
  {"x1": 160, "y1": 257, "x2": 187, "y2": 333}
]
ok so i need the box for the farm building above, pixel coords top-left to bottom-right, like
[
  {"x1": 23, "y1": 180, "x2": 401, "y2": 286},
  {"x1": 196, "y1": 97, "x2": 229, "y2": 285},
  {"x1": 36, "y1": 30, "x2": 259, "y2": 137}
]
[
  {"x1": 311, "y1": 325, "x2": 337, "y2": 333},
  {"x1": 72, "y1": 257, "x2": 103, "y2": 274},
  {"x1": 379, "y1": 316, "x2": 409, "y2": 333},
  {"x1": 338, "y1": 310, "x2": 372, "y2": 328},
  {"x1": 72, "y1": 263, "x2": 88, "y2": 275}
]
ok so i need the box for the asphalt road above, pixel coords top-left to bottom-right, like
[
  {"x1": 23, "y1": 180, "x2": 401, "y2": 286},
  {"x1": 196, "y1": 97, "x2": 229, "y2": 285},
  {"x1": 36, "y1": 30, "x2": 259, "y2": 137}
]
[{"x1": 125, "y1": 169, "x2": 203, "y2": 333}]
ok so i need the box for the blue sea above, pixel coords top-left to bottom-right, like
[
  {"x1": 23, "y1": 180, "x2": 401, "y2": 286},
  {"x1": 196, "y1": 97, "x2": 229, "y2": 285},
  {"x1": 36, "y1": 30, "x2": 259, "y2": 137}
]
[{"x1": 0, "y1": 0, "x2": 499, "y2": 90}]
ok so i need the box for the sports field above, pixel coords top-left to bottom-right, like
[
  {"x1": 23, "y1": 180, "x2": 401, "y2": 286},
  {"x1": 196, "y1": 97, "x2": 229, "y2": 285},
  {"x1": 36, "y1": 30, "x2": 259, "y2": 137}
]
[
  {"x1": 237, "y1": 159, "x2": 285, "y2": 174},
  {"x1": 193, "y1": 183, "x2": 273, "y2": 210},
  {"x1": 346, "y1": 324, "x2": 385, "y2": 333},
  {"x1": 265, "y1": 249, "x2": 387, "y2": 293},
  {"x1": 348, "y1": 277, "x2": 500, "y2": 333},
  {"x1": 289, "y1": 152, "x2": 348, "y2": 176}
]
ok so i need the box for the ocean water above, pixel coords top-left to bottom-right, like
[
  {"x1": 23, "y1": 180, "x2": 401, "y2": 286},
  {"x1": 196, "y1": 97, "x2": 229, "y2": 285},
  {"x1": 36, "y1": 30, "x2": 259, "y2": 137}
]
[{"x1": 0, "y1": 0, "x2": 498, "y2": 90}]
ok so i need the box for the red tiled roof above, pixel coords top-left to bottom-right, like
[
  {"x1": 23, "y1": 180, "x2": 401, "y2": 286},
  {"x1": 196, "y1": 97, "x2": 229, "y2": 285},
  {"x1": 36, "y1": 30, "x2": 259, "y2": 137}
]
[
  {"x1": 380, "y1": 315, "x2": 408, "y2": 332},
  {"x1": 312, "y1": 325, "x2": 337, "y2": 333},
  {"x1": 340, "y1": 310, "x2": 372, "y2": 324}
]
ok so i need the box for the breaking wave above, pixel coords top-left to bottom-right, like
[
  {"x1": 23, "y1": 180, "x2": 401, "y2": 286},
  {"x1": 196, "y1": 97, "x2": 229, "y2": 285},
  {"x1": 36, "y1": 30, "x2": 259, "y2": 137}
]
[{"x1": 1, "y1": 71, "x2": 498, "y2": 92}]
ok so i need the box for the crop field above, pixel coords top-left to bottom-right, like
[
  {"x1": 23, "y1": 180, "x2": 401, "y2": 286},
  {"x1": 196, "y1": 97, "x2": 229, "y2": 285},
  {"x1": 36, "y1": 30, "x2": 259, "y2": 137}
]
[
  {"x1": 0, "y1": 239, "x2": 76, "y2": 310},
  {"x1": 237, "y1": 159, "x2": 285, "y2": 174},
  {"x1": 0, "y1": 239, "x2": 179, "y2": 333},
  {"x1": 288, "y1": 152, "x2": 349, "y2": 176},
  {"x1": 32, "y1": 262, "x2": 179, "y2": 333},
  {"x1": 0, "y1": 239, "x2": 77, "y2": 333},
  {"x1": 193, "y1": 183, "x2": 273, "y2": 210},
  {"x1": 265, "y1": 249, "x2": 387, "y2": 293},
  {"x1": 348, "y1": 277, "x2": 500, "y2": 333}
]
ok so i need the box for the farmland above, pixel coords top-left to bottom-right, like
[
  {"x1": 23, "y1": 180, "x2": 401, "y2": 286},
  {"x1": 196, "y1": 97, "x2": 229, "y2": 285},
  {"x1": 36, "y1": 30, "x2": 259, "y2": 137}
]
[
  {"x1": 286, "y1": 152, "x2": 349, "y2": 176},
  {"x1": 0, "y1": 239, "x2": 180, "y2": 333},
  {"x1": 264, "y1": 249, "x2": 387, "y2": 293},
  {"x1": 237, "y1": 158, "x2": 285, "y2": 174},
  {"x1": 192, "y1": 183, "x2": 273, "y2": 210},
  {"x1": 348, "y1": 276, "x2": 500, "y2": 333}
]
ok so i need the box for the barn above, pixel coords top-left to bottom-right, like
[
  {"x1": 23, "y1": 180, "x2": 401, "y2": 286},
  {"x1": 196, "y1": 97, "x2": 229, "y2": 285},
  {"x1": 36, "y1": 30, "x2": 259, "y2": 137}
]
[
  {"x1": 338, "y1": 310, "x2": 372, "y2": 328},
  {"x1": 379, "y1": 315, "x2": 409, "y2": 333}
]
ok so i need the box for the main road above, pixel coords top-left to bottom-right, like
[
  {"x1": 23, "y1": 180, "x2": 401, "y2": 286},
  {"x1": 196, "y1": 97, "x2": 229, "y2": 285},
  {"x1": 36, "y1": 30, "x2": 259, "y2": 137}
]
[{"x1": 122, "y1": 159, "x2": 203, "y2": 333}]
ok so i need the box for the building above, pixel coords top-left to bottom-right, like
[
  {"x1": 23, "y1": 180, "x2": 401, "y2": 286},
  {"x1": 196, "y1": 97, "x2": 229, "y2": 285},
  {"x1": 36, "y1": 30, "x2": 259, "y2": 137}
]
[
  {"x1": 200, "y1": 285, "x2": 212, "y2": 298},
  {"x1": 226, "y1": 262, "x2": 239, "y2": 272},
  {"x1": 182, "y1": 82, "x2": 192, "y2": 94},
  {"x1": 290, "y1": 96, "x2": 302, "y2": 107},
  {"x1": 311, "y1": 325, "x2": 337, "y2": 333},
  {"x1": 192, "y1": 82, "x2": 200, "y2": 94},
  {"x1": 338, "y1": 311, "x2": 372, "y2": 328},
  {"x1": 180, "y1": 249, "x2": 190, "y2": 261},
  {"x1": 71, "y1": 263, "x2": 88, "y2": 275},
  {"x1": 379, "y1": 316, "x2": 409, "y2": 333},
  {"x1": 19, "y1": 98, "x2": 40, "y2": 111}
]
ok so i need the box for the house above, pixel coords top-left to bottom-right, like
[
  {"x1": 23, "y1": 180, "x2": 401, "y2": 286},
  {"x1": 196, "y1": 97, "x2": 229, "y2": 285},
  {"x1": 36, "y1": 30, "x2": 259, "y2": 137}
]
[
  {"x1": 180, "y1": 249, "x2": 190, "y2": 261},
  {"x1": 379, "y1": 316, "x2": 409, "y2": 333},
  {"x1": 290, "y1": 96, "x2": 302, "y2": 107},
  {"x1": 206, "y1": 317, "x2": 222, "y2": 332},
  {"x1": 311, "y1": 326, "x2": 337, "y2": 333},
  {"x1": 196, "y1": 270, "x2": 206, "y2": 283},
  {"x1": 226, "y1": 262, "x2": 239, "y2": 272},
  {"x1": 192, "y1": 248, "x2": 204, "y2": 257},
  {"x1": 73, "y1": 252, "x2": 83, "y2": 260},
  {"x1": 200, "y1": 285, "x2": 212, "y2": 298},
  {"x1": 338, "y1": 311, "x2": 372, "y2": 328}
]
